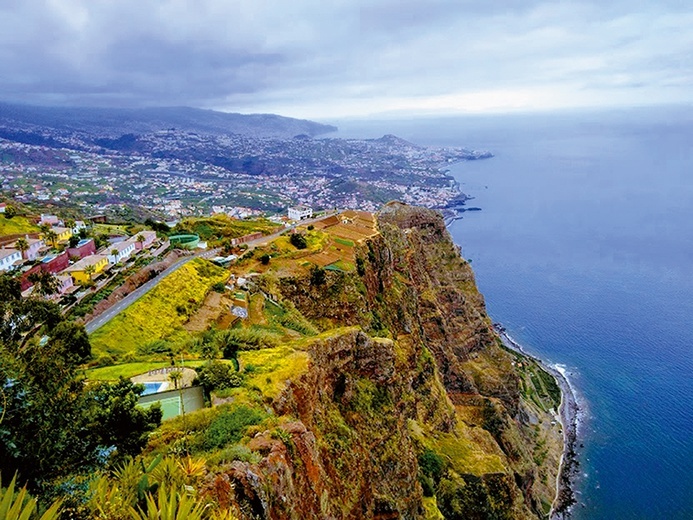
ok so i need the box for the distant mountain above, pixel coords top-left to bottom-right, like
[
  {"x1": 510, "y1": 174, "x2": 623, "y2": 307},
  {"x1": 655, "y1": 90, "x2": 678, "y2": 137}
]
[{"x1": 0, "y1": 102, "x2": 337, "y2": 139}]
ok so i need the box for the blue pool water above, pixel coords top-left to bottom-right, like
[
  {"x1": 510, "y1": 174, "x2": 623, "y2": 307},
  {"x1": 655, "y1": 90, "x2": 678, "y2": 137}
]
[
  {"x1": 335, "y1": 108, "x2": 693, "y2": 518},
  {"x1": 141, "y1": 382, "x2": 168, "y2": 395}
]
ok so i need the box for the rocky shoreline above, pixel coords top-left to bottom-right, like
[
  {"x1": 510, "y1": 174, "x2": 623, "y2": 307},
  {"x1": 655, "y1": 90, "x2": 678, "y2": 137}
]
[{"x1": 493, "y1": 324, "x2": 581, "y2": 519}]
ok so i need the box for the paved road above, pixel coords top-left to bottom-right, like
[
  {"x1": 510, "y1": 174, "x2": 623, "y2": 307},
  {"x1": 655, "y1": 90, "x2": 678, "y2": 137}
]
[{"x1": 85, "y1": 248, "x2": 220, "y2": 334}]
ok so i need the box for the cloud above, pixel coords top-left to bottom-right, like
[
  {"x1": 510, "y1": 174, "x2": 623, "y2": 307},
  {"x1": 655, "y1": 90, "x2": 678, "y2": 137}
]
[{"x1": 0, "y1": 1, "x2": 691, "y2": 117}]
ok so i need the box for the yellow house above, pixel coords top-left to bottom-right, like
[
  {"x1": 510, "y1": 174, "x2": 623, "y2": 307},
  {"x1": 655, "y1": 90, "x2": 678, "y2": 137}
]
[
  {"x1": 65, "y1": 254, "x2": 109, "y2": 283},
  {"x1": 51, "y1": 226, "x2": 73, "y2": 242}
]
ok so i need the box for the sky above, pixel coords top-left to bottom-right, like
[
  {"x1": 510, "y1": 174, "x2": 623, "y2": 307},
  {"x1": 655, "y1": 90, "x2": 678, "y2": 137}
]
[{"x1": 0, "y1": 0, "x2": 691, "y2": 119}]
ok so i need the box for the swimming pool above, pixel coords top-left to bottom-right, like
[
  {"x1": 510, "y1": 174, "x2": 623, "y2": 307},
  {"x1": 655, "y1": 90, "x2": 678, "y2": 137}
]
[{"x1": 140, "y1": 382, "x2": 168, "y2": 395}]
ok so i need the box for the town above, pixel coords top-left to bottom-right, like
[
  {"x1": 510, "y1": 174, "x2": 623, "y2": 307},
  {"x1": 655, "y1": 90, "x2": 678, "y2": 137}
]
[{"x1": 0, "y1": 125, "x2": 490, "y2": 221}]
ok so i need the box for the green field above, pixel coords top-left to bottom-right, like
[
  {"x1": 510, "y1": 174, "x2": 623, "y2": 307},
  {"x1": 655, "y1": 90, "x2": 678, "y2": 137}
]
[
  {"x1": 89, "y1": 259, "x2": 228, "y2": 357},
  {"x1": 174, "y1": 214, "x2": 280, "y2": 242},
  {"x1": 0, "y1": 215, "x2": 39, "y2": 236}
]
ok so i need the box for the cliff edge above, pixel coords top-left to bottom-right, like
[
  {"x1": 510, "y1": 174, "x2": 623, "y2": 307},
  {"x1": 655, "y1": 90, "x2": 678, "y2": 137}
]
[{"x1": 206, "y1": 202, "x2": 564, "y2": 519}]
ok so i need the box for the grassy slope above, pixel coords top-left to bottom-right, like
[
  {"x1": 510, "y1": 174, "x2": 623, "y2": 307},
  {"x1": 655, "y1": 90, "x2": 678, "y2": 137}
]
[
  {"x1": 0, "y1": 215, "x2": 39, "y2": 236},
  {"x1": 175, "y1": 214, "x2": 280, "y2": 242},
  {"x1": 89, "y1": 259, "x2": 228, "y2": 356}
]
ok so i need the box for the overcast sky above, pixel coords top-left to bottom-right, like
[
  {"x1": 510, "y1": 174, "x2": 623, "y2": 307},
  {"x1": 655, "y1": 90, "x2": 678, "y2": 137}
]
[{"x1": 1, "y1": 0, "x2": 691, "y2": 118}]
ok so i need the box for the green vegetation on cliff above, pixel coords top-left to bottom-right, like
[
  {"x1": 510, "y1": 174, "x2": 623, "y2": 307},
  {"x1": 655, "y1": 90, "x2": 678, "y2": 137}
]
[{"x1": 4, "y1": 204, "x2": 563, "y2": 520}]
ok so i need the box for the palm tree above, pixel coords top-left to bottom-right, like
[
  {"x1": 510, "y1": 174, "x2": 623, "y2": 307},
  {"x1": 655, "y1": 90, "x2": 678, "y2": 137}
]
[
  {"x1": 65, "y1": 218, "x2": 76, "y2": 232},
  {"x1": 44, "y1": 229, "x2": 58, "y2": 249},
  {"x1": 83, "y1": 264, "x2": 96, "y2": 281},
  {"x1": 14, "y1": 237, "x2": 29, "y2": 259},
  {"x1": 168, "y1": 370, "x2": 183, "y2": 390},
  {"x1": 137, "y1": 233, "x2": 145, "y2": 247}
]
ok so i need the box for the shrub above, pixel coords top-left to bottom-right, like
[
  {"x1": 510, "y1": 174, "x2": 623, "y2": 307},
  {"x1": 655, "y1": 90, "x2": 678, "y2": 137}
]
[
  {"x1": 196, "y1": 361, "x2": 242, "y2": 394},
  {"x1": 310, "y1": 266, "x2": 326, "y2": 286},
  {"x1": 199, "y1": 406, "x2": 266, "y2": 450},
  {"x1": 289, "y1": 233, "x2": 307, "y2": 249},
  {"x1": 259, "y1": 253, "x2": 271, "y2": 265}
]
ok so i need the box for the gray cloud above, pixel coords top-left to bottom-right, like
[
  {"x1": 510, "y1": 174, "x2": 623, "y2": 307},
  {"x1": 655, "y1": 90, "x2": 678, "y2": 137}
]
[{"x1": 0, "y1": 1, "x2": 691, "y2": 117}]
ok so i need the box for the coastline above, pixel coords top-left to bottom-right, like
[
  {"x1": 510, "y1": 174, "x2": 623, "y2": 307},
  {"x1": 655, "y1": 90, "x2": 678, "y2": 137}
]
[{"x1": 493, "y1": 324, "x2": 581, "y2": 519}]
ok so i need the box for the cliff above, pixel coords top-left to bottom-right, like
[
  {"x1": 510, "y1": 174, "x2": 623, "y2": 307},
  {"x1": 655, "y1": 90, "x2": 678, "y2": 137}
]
[{"x1": 164, "y1": 203, "x2": 562, "y2": 519}]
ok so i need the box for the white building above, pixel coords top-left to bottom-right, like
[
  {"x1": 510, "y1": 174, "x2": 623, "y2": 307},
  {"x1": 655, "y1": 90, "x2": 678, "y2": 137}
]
[
  {"x1": 71, "y1": 220, "x2": 87, "y2": 234},
  {"x1": 107, "y1": 240, "x2": 136, "y2": 264},
  {"x1": 0, "y1": 203, "x2": 6, "y2": 213},
  {"x1": 288, "y1": 205, "x2": 313, "y2": 220},
  {"x1": 0, "y1": 248, "x2": 22, "y2": 272},
  {"x1": 12, "y1": 237, "x2": 45, "y2": 261}
]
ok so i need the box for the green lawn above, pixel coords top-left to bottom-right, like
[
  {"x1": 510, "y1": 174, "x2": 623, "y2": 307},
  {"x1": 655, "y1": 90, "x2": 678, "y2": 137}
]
[{"x1": 86, "y1": 361, "x2": 173, "y2": 380}]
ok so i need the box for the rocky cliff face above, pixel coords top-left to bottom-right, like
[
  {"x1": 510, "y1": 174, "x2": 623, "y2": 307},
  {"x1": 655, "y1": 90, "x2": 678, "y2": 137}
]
[{"x1": 224, "y1": 203, "x2": 563, "y2": 519}]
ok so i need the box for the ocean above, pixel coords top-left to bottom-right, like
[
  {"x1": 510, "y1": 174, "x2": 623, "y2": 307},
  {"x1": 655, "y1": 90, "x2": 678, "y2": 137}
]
[{"x1": 333, "y1": 107, "x2": 693, "y2": 519}]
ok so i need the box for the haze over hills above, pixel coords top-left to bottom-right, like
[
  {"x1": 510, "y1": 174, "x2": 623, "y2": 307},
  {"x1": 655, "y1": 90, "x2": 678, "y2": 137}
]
[{"x1": 0, "y1": 102, "x2": 337, "y2": 139}]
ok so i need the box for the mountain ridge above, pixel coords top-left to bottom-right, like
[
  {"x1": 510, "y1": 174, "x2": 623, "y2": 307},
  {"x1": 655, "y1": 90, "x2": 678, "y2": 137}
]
[{"x1": 0, "y1": 101, "x2": 337, "y2": 139}]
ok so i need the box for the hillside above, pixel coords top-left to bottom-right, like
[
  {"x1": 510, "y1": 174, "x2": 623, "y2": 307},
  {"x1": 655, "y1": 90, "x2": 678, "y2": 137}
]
[
  {"x1": 6, "y1": 204, "x2": 563, "y2": 518},
  {"x1": 115, "y1": 203, "x2": 563, "y2": 519},
  {"x1": 205, "y1": 202, "x2": 565, "y2": 519},
  {"x1": 0, "y1": 102, "x2": 337, "y2": 138}
]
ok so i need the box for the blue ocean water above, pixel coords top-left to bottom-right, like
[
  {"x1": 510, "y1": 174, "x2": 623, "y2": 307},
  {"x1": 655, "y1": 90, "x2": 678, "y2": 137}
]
[{"x1": 334, "y1": 108, "x2": 693, "y2": 519}]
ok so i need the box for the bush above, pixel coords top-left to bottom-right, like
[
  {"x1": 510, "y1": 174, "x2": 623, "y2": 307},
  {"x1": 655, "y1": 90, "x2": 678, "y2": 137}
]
[
  {"x1": 259, "y1": 253, "x2": 271, "y2": 265},
  {"x1": 310, "y1": 266, "x2": 326, "y2": 286},
  {"x1": 289, "y1": 233, "x2": 307, "y2": 249},
  {"x1": 199, "y1": 406, "x2": 266, "y2": 450},
  {"x1": 212, "y1": 281, "x2": 226, "y2": 293},
  {"x1": 196, "y1": 361, "x2": 242, "y2": 394}
]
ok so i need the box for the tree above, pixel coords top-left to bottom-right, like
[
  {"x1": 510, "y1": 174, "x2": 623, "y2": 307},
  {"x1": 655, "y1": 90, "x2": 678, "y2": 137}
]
[
  {"x1": 28, "y1": 271, "x2": 60, "y2": 297},
  {"x1": 68, "y1": 235, "x2": 80, "y2": 248},
  {"x1": 48, "y1": 321, "x2": 92, "y2": 365},
  {"x1": 44, "y1": 229, "x2": 58, "y2": 249},
  {"x1": 169, "y1": 370, "x2": 183, "y2": 390},
  {"x1": 289, "y1": 232, "x2": 307, "y2": 249},
  {"x1": 86, "y1": 378, "x2": 162, "y2": 462},
  {"x1": 136, "y1": 233, "x2": 145, "y2": 245},
  {"x1": 3, "y1": 205, "x2": 16, "y2": 219},
  {"x1": 78, "y1": 227, "x2": 88, "y2": 239},
  {"x1": 214, "y1": 330, "x2": 242, "y2": 360},
  {"x1": 195, "y1": 361, "x2": 242, "y2": 395},
  {"x1": 259, "y1": 253, "x2": 271, "y2": 265},
  {"x1": 83, "y1": 264, "x2": 96, "y2": 280},
  {"x1": 310, "y1": 266, "x2": 326, "y2": 286},
  {"x1": 0, "y1": 275, "x2": 161, "y2": 489},
  {"x1": 14, "y1": 237, "x2": 29, "y2": 259}
]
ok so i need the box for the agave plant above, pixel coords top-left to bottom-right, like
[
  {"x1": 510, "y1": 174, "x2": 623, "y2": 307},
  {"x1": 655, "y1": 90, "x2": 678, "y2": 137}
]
[
  {"x1": 129, "y1": 487, "x2": 207, "y2": 520},
  {"x1": 177, "y1": 456, "x2": 207, "y2": 484},
  {"x1": 0, "y1": 474, "x2": 62, "y2": 520}
]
